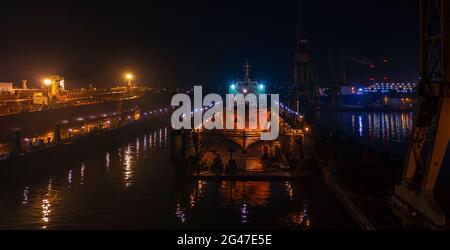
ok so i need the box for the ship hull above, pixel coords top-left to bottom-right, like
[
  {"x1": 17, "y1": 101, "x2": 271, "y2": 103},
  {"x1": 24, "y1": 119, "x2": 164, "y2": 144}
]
[
  {"x1": 0, "y1": 97, "x2": 141, "y2": 141},
  {"x1": 0, "y1": 113, "x2": 170, "y2": 175}
]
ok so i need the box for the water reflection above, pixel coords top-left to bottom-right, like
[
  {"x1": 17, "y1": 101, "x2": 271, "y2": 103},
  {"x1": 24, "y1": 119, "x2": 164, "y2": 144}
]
[
  {"x1": 123, "y1": 145, "x2": 133, "y2": 187},
  {"x1": 187, "y1": 180, "x2": 206, "y2": 209},
  {"x1": 241, "y1": 202, "x2": 249, "y2": 224},
  {"x1": 114, "y1": 128, "x2": 170, "y2": 188},
  {"x1": 321, "y1": 111, "x2": 414, "y2": 154},
  {"x1": 0, "y1": 126, "x2": 355, "y2": 229},
  {"x1": 67, "y1": 170, "x2": 73, "y2": 188},
  {"x1": 143, "y1": 135, "x2": 147, "y2": 151},
  {"x1": 149, "y1": 133, "x2": 153, "y2": 148},
  {"x1": 40, "y1": 178, "x2": 59, "y2": 229},
  {"x1": 80, "y1": 163, "x2": 86, "y2": 185},
  {"x1": 175, "y1": 203, "x2": 187, "y2": 223},
  {"x1": 159, "y1": 129, "x2": 163, "y2": 148},
  {"x1": 221, "y1": 182, "x2": 270, "y2": 207},
  {"x1": 22, "y1": 187, "x2": 29, "y2": 206},
  {"x1": 136, "y1": 138, "x2": 140, "y2": 159},
  {"x1": 358, "y1": 115, "x2": 363, "y2": 137},
  {"x1": 287, "y1": 204, "x2": 311, "y2": 228},
  {"x1": 284, "y1": 181, "x2": 294, "y2": 201},
  {"x1": 164, "y1": 127, "x2": 168, "y2": 147},
  {"x1": 105, "y1": 152, "x2": 111, "y2": 172},
  {"x1": 174, "y1": 180, "x2": 314, "y2": 228},
  {"x1": 351, "y1": 115, "x2": 356, "y2": 134},
  {"x1": 342, "y1": 112, "x2": 414, "y2": 142},
  {"x1": 41, "y1": 199, "x2": 50, "y2": 226}
]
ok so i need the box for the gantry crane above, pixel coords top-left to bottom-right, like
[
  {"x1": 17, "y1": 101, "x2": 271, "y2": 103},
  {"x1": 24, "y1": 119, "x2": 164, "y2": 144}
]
[
  {"x1": 294, "y1": 0, "x2": 318, "y2": 116},
  {"x1": 393, "y1": 0, "x2": 449, "y2": 227}
]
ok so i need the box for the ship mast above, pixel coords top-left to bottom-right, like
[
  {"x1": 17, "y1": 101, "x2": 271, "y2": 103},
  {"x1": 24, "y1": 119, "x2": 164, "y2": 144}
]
[
  {"x1": 243, "y1": 61, "x2": 251, "y2": 83},
  {"x1": 297, "y1": 0, "x2": 306, "y2": 52}
]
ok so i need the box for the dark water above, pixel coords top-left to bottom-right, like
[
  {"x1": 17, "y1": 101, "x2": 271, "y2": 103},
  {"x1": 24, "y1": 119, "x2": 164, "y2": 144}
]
[
  {"x1": 317, "y1": 110, "x2": 450, "y2": 201},
  {"x1": 0, "y1": 122, "x2": 358, "y2": 229},
  {"x1": 318, "y1": 111, "x2": 414, "y2": 156}
]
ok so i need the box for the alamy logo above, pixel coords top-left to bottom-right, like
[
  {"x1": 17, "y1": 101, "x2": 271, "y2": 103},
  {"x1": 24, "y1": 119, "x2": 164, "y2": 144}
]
[{"x1": 171, "y1": 86, "x2": 280, "y2": 140}]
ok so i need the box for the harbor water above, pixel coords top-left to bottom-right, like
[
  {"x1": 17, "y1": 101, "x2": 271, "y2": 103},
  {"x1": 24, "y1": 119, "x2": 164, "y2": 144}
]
[
  {"x1": 0, "y1": 110, "x2": 447, "y2": 229},
  {"x1": 0, "y1": 118, "x2": 357, "y2": 229}
]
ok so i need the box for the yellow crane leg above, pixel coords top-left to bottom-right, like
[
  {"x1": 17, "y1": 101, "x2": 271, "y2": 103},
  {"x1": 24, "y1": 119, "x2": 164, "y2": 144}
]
[
  {"x1": 423, "y1": 98, "x2": 450, "y2": 193},
  {"x1": 394, "y1": 99, "x2": 449, "y2": 227}
]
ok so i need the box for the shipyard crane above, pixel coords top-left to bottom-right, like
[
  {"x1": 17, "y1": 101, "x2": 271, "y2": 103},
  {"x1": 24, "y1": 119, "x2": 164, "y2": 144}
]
[
  {"x1": 294, "y1": 0, "x2": 318, "y2": 117},
  {"x1": 393, "y1": 0, "x2": 449, "y2": 227}
]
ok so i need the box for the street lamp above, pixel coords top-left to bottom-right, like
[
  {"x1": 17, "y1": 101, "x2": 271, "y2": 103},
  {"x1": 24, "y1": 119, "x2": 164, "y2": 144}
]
[
  {"x1": 125, "y1": 73, "x2": 134, "y2": 80},
  {"x1": 43, "y1": 78, "x2": 52, "y2": 86},
  {"x1": 125, "y1": 73, "x2": 134, "y2": 88}
]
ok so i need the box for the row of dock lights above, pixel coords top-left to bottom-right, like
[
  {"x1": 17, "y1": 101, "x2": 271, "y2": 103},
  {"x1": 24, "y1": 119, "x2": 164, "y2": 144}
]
[
  {"x1": 280, "y1": 103, "x2": 300, "y2": 117},
  {"x1": 143, "y1": 107, "x2": 170, "y2": 117},
  {"x1": 60, "y1": 109, "x2": 136, "y2": 124},
  {"x1": 17, "y1": 106, "x2": 172, "y2": 153},
  {"x1": 21, "y1": 98, "x2": 315, "y2": 142},
  {"x1": 188, "y1": 103, "x2": 215, "y2": 117},
  {"x1": 279, "y1": 103, "x2": 309, "y2": 132},
  {"x1": 41, "y1": 72, "x2": 134, "y2": 88}
]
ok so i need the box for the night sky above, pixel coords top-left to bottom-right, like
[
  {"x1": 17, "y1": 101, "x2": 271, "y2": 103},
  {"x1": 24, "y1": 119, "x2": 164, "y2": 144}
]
[{"x1": 0, "y1": 0, "x2": 419, "y2": 89}]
